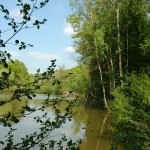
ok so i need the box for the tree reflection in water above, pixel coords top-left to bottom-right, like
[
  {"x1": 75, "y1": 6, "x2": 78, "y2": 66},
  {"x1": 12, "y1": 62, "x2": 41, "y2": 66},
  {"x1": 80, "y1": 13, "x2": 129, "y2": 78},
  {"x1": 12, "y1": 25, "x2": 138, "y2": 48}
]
[{"x1": 0, "y1": 97, "x2": 125, "y2": 150}]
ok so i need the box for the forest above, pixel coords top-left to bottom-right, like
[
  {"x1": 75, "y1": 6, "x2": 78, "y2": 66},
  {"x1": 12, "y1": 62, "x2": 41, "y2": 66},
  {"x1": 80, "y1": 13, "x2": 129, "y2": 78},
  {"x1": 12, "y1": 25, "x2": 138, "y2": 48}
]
[
  {"x1": 67, "y1": 0, "x2": 150, "y2": 149},
  {"x1": 0, "y1": 0, "x2": 150, "y2": 150}
]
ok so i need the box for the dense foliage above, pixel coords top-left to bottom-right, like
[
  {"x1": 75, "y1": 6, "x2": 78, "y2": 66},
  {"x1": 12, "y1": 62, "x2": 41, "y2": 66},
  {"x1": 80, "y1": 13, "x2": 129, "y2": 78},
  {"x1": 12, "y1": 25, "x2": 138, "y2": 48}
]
[
  {"x1": 0, "y1": 60, "x2": 30, "y2": 93},
  {"x1": 37, "y1": 64, "x2": 89, "y2": 99},
  {"x1": 110, "y1": 74, "x2": 150, "y2": 150},
  {"x1": 68, "y1": 0, "x2": 150, "y2": 108},
  {"x1": 68, "y1": 0, "x2": 150, "y2": 149}
]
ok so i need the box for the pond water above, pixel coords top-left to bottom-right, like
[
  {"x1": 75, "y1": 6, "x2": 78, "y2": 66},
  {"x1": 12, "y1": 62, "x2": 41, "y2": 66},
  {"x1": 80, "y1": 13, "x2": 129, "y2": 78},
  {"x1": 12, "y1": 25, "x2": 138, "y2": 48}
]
[{"x1": 0, "y1": 94, "x2": 125, "y2": 150}]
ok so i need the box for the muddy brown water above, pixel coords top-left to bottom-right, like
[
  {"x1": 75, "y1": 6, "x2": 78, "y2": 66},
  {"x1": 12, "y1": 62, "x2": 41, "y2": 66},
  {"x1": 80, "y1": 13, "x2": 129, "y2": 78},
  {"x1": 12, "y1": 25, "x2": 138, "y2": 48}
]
[{"x1": 0, "y1": 94, "x2": 125, "y2": 150}]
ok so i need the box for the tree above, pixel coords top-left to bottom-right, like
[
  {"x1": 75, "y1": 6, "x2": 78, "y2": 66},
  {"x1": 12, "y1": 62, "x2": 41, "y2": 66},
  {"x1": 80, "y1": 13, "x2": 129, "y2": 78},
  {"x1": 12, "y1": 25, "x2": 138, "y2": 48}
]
[
  {"x1": 0, "y1": 1, "x2": 81, "y2": 149},
  {"x1": 8, "y1": 60, "x2": 30, "y2": 86},
  {"x1": 68, "y1": 0, "x2": 150, "y2": 107},
  {"x1": 68, "y1": 0, "x2": 113, "y2": 109},
  {"x1": 66, "y1": 65, "x2": 89, "y2": 97},
  {"x1": 110, "y1": 0, "x2": 123, "y2": 86},
  {"x1": 68, "y1": 0, "x2": 150, "y2": 149}
]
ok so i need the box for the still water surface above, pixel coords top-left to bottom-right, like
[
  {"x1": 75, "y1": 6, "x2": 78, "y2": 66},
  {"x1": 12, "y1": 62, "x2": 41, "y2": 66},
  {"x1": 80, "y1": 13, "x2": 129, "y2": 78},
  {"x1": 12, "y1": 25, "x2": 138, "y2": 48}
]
[{"x1": 0, "y1": 94, "x2": 124, "y2": 150}]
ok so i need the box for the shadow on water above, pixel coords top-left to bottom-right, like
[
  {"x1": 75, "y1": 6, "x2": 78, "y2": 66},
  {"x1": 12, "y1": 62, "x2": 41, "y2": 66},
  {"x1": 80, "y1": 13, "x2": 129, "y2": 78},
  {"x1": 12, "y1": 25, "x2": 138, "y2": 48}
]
[{"x1": 0, "y1": 94, "x2": 125, "y2": 150}]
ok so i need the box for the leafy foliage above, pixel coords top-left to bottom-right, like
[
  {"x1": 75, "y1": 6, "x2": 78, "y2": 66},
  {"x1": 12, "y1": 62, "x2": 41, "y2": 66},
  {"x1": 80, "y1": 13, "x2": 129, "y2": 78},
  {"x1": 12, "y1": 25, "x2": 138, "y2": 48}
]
[
  {"x1": 8, "y1": 60, "x2": 30, "y2": 86},
  {"x1": 36, "y1": 64, "x2": 89, "y2": 100},
  {"x1": 69, "y1": 0, "x2": 150, "y2": 148},
  {"x1": 0, "y1": 0, "x2": 81, "y2": 149},
  {"x1": 68, "y1": 0, "x2": 150, "y2": 107},
  {"x1": 110, "y1": 74, "x2": 150, "y2": 150}
]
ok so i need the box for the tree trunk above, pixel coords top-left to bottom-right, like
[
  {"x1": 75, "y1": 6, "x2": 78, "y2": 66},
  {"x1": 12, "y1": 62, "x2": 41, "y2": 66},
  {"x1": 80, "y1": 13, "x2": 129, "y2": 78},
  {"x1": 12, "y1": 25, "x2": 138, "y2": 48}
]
[
  {"x1": 110, "y1": 0, "x2": 123, "y2": 85},
  {"x1": 126, "y1": 0, "x2": 129, "y2": 73},
  {"x1": 93, "y1": 34, "x2": 109, "y2": 110},
  {"x1": 116, "y1": 2, "x2": 123, "y2": 85},
  {"x1": 96, "y1": 57, "x2": 110, "y2": 111},
  {"x1": 109, "y1": 47, "x2": 116, "y2": 89}
]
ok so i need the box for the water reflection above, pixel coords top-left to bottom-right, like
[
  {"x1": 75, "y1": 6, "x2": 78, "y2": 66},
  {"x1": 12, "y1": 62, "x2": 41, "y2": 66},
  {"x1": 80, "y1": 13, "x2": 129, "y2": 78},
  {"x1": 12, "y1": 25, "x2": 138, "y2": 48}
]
[
  {"x1": 0, "y1": 97, "x2": 124, "y2": 150},
  {"x1": 0, "y1": 99, "x2": 27, "y2": 116}
]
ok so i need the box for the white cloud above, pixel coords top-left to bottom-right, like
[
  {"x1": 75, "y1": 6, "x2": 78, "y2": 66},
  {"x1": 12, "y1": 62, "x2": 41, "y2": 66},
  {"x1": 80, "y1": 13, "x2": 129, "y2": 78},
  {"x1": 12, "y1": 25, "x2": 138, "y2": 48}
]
[
  {"x1": 10, "y1": 8, "x2": 23, "y2": 18},
  {"x1": 7, "y1": 51, "x2": 20, "y2": 58},
  {"x1": 64, "y1": 23, "x2": 74, "y2": 35},
  {"x1": 27, "y1": 51, "x2": 59, "y2": 60},
  {"x1": 64, "y1": 46, "x2": 76, "y2": 53}
]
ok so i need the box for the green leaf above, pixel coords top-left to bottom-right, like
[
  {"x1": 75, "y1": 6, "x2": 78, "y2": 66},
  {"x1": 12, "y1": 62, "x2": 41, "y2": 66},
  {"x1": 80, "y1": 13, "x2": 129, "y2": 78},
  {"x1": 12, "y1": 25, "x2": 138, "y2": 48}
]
[
  {"x1": 1, "y1": 44, "x2": 5, "y2": 47},
  {"x1": 7, "y1": 53, "x2": 11, "y2": 58},
  {"x1": 0, "y1": 39, "x2": 3, "y2": 44},
  {"x1": 19, "y1": 47, "x2": 22, "y2": 50},
  {"x1": 0, "y1": 141, "x2": 4, "y2": 145},
  {"x1": 2, "y1": 72, "x2": 8, "y2": 78},
  {"x1": 27, "y1": 95, "x2": 32, "y2": 99},
  {"x1": 23, "y1": 45, "x2": 26, "y2": 49},
  {"x1": 67, "y1": 140, "x2": 73, "y2": 146},
  {"x1": 15, "y1": 40, "x2": 19, "y2": 44},
  {"x1": 14, "y1": 118, "x2": 19, "y2": 123},
  {"x1": 27, "y1": 17, "x2": 31, "y2": 21},
  {"x1": 4, "y1": 62, "x2": 8, "y2": 68}
]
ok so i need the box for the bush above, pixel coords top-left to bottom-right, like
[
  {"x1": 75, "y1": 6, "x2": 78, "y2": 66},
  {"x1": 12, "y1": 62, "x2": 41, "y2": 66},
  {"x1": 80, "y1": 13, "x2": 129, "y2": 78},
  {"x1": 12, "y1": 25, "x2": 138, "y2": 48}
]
[{"x1": 110, "y1": 74, "x2": 150, "y2": 150}]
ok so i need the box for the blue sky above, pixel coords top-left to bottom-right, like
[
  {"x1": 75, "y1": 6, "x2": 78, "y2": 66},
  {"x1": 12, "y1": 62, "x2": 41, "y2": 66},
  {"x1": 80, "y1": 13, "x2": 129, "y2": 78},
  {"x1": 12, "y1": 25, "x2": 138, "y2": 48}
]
[{"x1": 1, "y1": 0, "x2": 77, "y2": 74}]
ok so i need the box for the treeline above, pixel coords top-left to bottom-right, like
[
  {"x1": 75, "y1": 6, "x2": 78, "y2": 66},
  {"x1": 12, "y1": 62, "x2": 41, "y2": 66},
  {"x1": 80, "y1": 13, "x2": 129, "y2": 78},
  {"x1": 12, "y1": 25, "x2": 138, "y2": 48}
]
[
  {"x1": 67, "y1": 0, "x2": 150, "y2": 149},
  {"x1": 0, "y1": 60, "x2": 89, "y2": 98},
  {"x1": 36, "y1": 64, "x2": 89, "y2": 97},
  {"x1": 0, "y1": 60, "x2": 30, "y2": 93},
  {"x1": 68, "y1": 0, "x2": 150, "y2": 108}
]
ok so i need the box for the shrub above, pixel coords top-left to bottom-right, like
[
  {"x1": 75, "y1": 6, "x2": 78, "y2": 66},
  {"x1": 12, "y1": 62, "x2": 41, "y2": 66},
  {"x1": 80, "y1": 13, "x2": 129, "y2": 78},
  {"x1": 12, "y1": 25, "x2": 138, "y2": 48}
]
[{"x1": 110, "y1": 74, "x2": 150, "y2": 150}]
